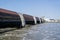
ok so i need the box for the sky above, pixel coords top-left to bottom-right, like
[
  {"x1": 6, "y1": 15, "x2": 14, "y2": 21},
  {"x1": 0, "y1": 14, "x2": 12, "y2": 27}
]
[{"x1": 0, "y1": 0, "x2": 60, "y2": 19}]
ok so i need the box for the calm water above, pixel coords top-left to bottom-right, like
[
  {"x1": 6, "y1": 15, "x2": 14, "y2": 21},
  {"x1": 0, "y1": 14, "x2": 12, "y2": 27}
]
[{"x1": 23, "y1": 23, "x2": 60, "y2": 40}]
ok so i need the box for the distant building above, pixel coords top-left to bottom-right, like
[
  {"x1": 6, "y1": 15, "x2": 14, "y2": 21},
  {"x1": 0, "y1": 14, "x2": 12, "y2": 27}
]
[
  {"x1": 43, "y1": 18, "x2": 51, "y2": 22},
  {"x1": 49, "y1": 19, "x2": 55, "y2": 22}
]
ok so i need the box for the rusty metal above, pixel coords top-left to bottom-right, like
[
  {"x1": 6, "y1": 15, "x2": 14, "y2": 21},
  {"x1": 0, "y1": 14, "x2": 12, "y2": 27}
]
[
  {"x1": 0, "y1": 8, "x2": 21, "y2": 28},
  {"x1": 23, "y1": 14, "x2": 35, "y2": 25},
  {"x1": 36, "y1": 17, "x2": 40, "y2": 24}
]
